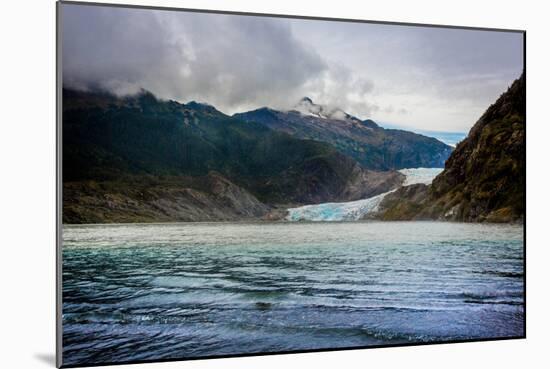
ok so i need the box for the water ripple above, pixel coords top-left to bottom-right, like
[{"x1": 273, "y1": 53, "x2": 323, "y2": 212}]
[{"x1": 62, "y1": 221, "x2": 524, "y2": 366}]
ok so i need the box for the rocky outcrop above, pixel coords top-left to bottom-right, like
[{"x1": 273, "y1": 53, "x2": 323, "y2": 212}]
[
  {"x1": 377, "y1": 73, "x2": 525, "y2": 223},
  {"x1": 256, "y1": 151, "x2": 404, "y2": 205},
  {"x1": 63, "y1": 172, "x2": 270, "y2": 223}
]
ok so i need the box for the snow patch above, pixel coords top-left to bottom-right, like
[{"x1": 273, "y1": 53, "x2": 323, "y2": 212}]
[{"x1": 292, "y1": 97, "x2": 356, "y2": 122}]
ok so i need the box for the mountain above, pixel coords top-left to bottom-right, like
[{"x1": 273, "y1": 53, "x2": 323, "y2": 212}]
[
  {"x1": 234, "y1": 98, "x2": 452, "y2": 170},
  {"x1": 377, "y1": 73, "x2": 525, "y2": 222},
  {"x1": 62, "y1": 88, "x2": 403, "y2": 223}
]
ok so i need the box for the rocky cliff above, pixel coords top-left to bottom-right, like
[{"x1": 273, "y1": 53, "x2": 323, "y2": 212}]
[{"x1": 377, "y1": 73, "x2": 525, "y2": 222}]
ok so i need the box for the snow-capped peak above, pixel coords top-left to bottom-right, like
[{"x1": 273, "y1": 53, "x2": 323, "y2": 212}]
[
  {"x1": 294, "y1": 97, "x2": 323, "y2": 117},
  {"x1": 292, "y1": 97, "x2": 360, "y2": 123}
]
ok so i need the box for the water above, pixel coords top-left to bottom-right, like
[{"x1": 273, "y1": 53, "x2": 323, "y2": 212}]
[
  {"x1": 378, "y1": 123, "x2": 467, "y2": 147},
  {"x1": 413, "y1": 130, "x2": 467, "y2": 147},
  {"x1": 62, "y1": 221, "x2": 524, "y2": 366},
  {"x1": 286, "y1": 168, "x2": 443, "y2": 221}
]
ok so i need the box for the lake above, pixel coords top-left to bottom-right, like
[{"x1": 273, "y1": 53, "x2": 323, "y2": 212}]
[{"x1": 62, "y1": 221, "x2": 524, "y2": 366}]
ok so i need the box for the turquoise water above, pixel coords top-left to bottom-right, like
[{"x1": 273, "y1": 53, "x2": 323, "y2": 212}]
[{"x1": 62, "y1": 221, "x2": 524, "y2": 366}]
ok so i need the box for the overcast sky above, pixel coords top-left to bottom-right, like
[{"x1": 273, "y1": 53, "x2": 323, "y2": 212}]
[{"x1": 61, "y1": 4, "x2": 523, "y2": 133}]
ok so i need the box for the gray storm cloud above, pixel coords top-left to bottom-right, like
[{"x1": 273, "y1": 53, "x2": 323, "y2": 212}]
[
  {"x1": 61, "y1": 3, "x2": 523, "y2": 131},
  {"x1": 62, "y1": 5, "x2": 336, "y2": 113}
]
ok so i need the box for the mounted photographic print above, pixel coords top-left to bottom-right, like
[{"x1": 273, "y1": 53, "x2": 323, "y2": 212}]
[{"x1": 57, "y1": 1, "x2": 526, "y2": 367}]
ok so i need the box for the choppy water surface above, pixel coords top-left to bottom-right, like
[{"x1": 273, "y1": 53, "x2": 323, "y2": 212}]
[{"x1": 62, "y1": 222, "x2": 524, "y2": 366}]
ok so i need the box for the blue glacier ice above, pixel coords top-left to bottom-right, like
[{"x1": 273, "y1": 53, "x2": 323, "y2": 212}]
[{"x1": 286, "y1": 168, "x2": 443, "y2": 221}]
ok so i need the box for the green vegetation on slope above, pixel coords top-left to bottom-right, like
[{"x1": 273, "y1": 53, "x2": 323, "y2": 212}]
[
  {"x1": 234, "y1": 106, "x2": 452, "y2": 170},
  {"x1": 378, "y1": 73, "x2": 525, "y2": 223},
  {"x1": 63, "y1": 89, "x2": 402, "y2": 223}
]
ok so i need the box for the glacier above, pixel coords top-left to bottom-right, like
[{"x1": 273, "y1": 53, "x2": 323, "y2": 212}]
[
  {"x1": 285, "y1": 168, "x2": 443, "y2": 222},
  {"x1": 398, "y1": 168, "x2": 445, "y2": 186}
]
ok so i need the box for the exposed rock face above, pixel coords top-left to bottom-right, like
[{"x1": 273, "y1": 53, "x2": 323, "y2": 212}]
[
  {"x1": 257, "y1": 152, "x2": 404, "y2": 205},
  {"x1": 63, "y1": 172, "x2": 270, "y2": 223},
  {"x1": 376, "y1": 184, "x2": 430, "y2": 221},
  {"x1": 341, "y1": 165, "x2": 404, "y2": 201},
  {"x1": 377, "y1": 73, "x2": 525, "y2": 223},
  {"x1": 234, "y1": 99, "x2": 452, "y2": 170}
]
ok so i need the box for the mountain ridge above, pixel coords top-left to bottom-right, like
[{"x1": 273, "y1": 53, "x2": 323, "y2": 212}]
[
  {"x1": 234, "y1": 98, "x2": 452, "y2": 170},
  {"x1": 62, "y1": 88, "x2": 403, "y2": 223}
]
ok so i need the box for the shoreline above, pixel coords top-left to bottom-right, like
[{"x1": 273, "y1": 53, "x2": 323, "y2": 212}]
[{"x1": 62, "y1": 219, "x2": 525, "y2": 227}]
